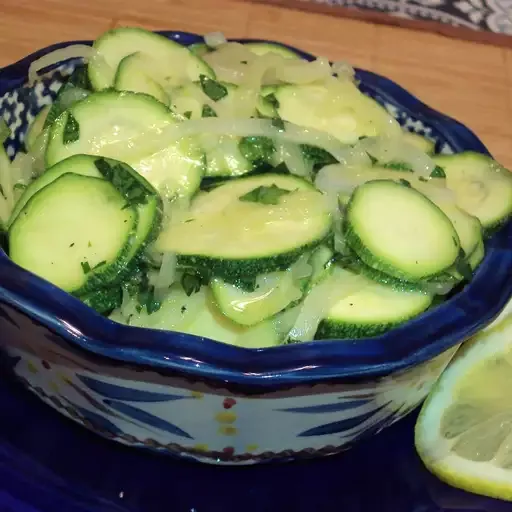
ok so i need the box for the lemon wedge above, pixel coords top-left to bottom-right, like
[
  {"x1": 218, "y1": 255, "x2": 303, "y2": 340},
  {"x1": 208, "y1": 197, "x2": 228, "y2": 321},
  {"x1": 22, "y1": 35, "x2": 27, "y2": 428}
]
[{"x1": 415, "y1": 299, "x2": 512, "y2": 501}]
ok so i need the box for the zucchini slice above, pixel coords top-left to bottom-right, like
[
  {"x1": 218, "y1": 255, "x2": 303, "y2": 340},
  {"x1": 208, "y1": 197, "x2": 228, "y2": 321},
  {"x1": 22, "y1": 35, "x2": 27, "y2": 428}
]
[
  {"x1": 433, "y1": 152, "x2": 512, "y2": 233},
  {"x1": 9, "y1": 173, "x2": 137, "y2": 294},
  {"x1": 45, "y1": 90, "x2": 205, "y2": 199},
  {"x1": 315, "y1": 270, "x2": 433, "y2": 340},
  {"x1": 210, "y1": 256, "x2": 309, "y2": 326},
  {"x1": 114, "y1": 52, "x2": 169, "y2": 104},
  {"x1": 344, "y1": 179, "x2": 460, "y2": 281},
  {"x1": 115, "y1": 284, "x2": 282, "y2": 348},
  {"x1": 8, "y1": 154, "x2": 103, "y2": 228},
  {"x1": 156, "y1": 173, "x2": 332, "y2": 280},
  {"x1": 170, "y1": 82, "x2": 258, "y2": 178},
  {"x1": 88, "y1": 27, "x2": 214, "y2": 91},
  {"x1": 328, "y1": 166, "x2": 483, "y2": 260},
  {"x1": 261, "y1": 82, "x2": 402, "y2": 144}
]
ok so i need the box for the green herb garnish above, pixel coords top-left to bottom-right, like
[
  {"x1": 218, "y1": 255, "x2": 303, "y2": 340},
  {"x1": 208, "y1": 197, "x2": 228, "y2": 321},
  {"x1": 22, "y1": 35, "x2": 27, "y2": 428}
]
[
  {"x1": 94, "y1": 158, "x2": 151, "y2": 208},
  {"x1": 201, "y1": 104, "x2": 217, "y2": 118},
  {"x1": 367, "y1": 153, "x2": 378, "y2": 165},
  {"x1": 239, "y1": 136, "x2": 274, "y2": 163},
  {"x1": 239, "y1": 184, "x2": 292, "y2": 205},
  {"x1": 93, "y1": 260, "x2": 107, "y2": 270},
  {"x1": 430, "y1": 166, "x2": 446, "y2": 178},
  {"x1": 265, "y1": 93, "x2": 280, "y2": 109},
  {"x1": 180, "y1": 270, "x2": 207, "y2": 296},
  {"x1": 199, "y1": 74, "x2": 228, "y2": 101},
  {"x1": 398, "y1": 178, "x2": 411, "y2": 188},
  {"x1": 81, "y1": 261, "x2": 91, "y2": 274},
  {"x1": 272, "y1": 118, "x2": 285, "y2": 131},
  {"x1": 383, "y1": 161, "x2": 413, "y2": 172},
  {"x1": 183, "y1": 111, "x2": 193, "y2": 120},
  {"x1": 63, "y1": 113, "x2": 80, "y2": 144}
]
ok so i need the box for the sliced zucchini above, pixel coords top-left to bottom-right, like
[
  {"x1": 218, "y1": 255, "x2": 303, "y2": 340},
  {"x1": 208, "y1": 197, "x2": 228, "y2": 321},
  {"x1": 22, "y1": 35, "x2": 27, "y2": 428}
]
[
  {"x1": 25, "y1": 106, "x2": 50, "y2": 152},
  {"x1": 156, "y1": 173, "x2": 332, "y2": 281},
  {"x1": 243, "y1": 42, "x2": 303, "y2": 60},
  {"x1": 9, "y1": 155, "x2": 162, "y2": 263},
  {"x1": 345, "y1": 179, "x2": 460, "y2": 281},
  {"x1": 332, "y1": 166, "x2": 483, "y2": 259},
  {"x1": 433, "y1": 152, "x2": 512, "y2": 233},
  {"x1": 8, "y1": 154, "x2": 103, "y2": 228},
  {"x1": 81, "y1": 287, "x2": 122, "y2": 314},
  {"x1": 262, "y1": 82, "x2": 402, "y2": 144},
  {"x1": 92, "y1": 157, "x2": 163, "y2": 261},
  {"x1": 9, "y1": 173, "x2": 137, "y2": 294},
  {"x1": 187, "y1": 289, "x2": 281, "y2": 347},
  {"x1": 114, "y1": 52, "x2": 169, "y2": 104},
  {"x1": 45, "y1": 91, "x2": 204, "y2": 199},
  {"x1": 402, "y1": 131, "x2": 435, "y2": 155},
  {"x1": 170, "y1": 82, "x2": 258, "y2": 178},
  {"x1": 88, "y1": 27, "x2": 214, "y2": 91},
  {"x1": 315, "y1": 270, "x2": 433, "y2": 340},
  {"x1": 115, "y1": 284, "x2": 281, "y2": 348},
  {"x1": 210, "y1": 258, "x2": 308, "y2": 326}
]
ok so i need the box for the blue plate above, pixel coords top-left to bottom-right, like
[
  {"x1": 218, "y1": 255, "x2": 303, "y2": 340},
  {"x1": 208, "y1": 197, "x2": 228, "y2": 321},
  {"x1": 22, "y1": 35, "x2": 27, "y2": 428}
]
[{"x1": 0, "y1": 371, "x2": 508, "y2": 512}]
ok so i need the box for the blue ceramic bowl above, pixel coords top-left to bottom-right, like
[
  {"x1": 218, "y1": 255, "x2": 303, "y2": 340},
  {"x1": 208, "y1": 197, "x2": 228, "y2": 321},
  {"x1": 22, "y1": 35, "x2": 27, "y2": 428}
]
[{"x1": 1, "y1": 31, "x2": 511, "y2": 465}]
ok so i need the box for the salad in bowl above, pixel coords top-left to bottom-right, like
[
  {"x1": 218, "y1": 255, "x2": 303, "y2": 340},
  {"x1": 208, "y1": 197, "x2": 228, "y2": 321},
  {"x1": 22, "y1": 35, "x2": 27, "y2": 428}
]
[
  {"x1": 2, "y1": 27, "x2": 510, "y2": 347},
  {"x1": 0, "y1": 27, "x2": 511, "y2": 465}
]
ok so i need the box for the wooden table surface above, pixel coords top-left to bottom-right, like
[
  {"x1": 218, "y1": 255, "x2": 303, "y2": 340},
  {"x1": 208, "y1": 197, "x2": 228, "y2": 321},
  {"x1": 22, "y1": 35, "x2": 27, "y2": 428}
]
[{"x1": 1, "y1": 0, "x2": 510, "y2": 167}]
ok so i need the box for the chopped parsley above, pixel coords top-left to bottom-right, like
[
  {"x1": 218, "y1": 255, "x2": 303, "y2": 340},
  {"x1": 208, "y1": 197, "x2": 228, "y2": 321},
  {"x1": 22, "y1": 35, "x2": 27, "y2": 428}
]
[
  {"x1": 94, "y1": 158, "x2": 152, "y2": 209},
  {"x1": 239, "y1": 184, "x2": 292, "y2": 205},
  {"x1": 180, "y1": 269, "x2": 210, "y2": 296},
  {"x1": 81, "y1": 261, "x2": 91, "y2": 274},
  {"x1": 430, "y1": 166, "x2": 446, "y2": 178},
  {"x1": 271, "y1": 117, "x2": 285, "y2": 131},
  {"x1": 201, "y1": 104, "x2": 217, "y2": 118},
  {"x1": 265, "y1": 93, "x2": 280, "y2": 109},
  {"x1": 199, "y1": 74, "x2": 228, "y2": 101},
  {"x1": 63, "y1": 112, "x2": 80, "y2": 144}
]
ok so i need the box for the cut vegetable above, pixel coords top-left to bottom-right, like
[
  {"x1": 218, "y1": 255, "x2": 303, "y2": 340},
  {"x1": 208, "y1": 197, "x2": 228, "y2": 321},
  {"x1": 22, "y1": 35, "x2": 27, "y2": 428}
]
[
  {"x1": 262, "y1": 82, "x2": 402, "y2": 144},
  {"x1": 46, "y1": 90, "x2": 205, "y2": 198},
  {"x1": 114, "y1": 52, "x2": 169, "y2": 104},
  {"x1": 315, "y1": 270, "x2": 433, "y2": 340},
  {"x1": 156, "y1": 173, "x2": 332, "y2": 281},
  {"x1": 433, "y1": 152, "x2": 512, "y2": 233},
  {"x1": 210, "y1": 259, "x2": 306, "y2": 326},
  {"x1": 114, "y1": 283, "x2": 282, "y2": 348},
  {"x1": 345, "y1": 179, "x2": 460, "y2": 281},
  {"x1": 88, "y1": 27, "x2": 214, "y2": 91},
  {"x1": 9, "y1": 173, "x2": 137, "y2": 294}
]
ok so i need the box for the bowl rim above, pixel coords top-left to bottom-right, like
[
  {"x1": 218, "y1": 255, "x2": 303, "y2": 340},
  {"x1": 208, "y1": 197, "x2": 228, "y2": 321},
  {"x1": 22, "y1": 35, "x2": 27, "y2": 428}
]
[{"x1": 1, "y1": 30, "x2": 511, "y2": 388}]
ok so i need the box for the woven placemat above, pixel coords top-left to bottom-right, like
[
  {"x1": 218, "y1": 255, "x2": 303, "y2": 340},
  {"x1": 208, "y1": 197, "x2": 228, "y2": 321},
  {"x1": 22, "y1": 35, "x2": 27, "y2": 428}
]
[{"x1": 248, "y1": 0, "x2": 512, "y2": 47}]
